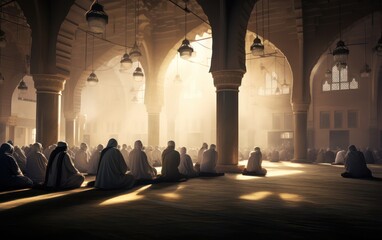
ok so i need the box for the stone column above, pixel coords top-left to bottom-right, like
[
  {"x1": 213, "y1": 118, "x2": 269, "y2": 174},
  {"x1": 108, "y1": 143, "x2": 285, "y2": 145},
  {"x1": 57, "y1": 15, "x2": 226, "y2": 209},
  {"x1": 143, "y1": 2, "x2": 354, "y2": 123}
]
[
  {"x1": 292, "y1": 103, "x2": 309, "y2": 162},
  {"x1": 33, "y1": 74, "x2": 66, "y2": 148},
  {"x1": 65, "y1": 112, "x2": 77, "y2": 147},
  {"x1": 146, "y1": 104, "x2": 162, "y2": 147},
  {"x1": 212, "y1": 70, "x2": 245, "y2": 173}
]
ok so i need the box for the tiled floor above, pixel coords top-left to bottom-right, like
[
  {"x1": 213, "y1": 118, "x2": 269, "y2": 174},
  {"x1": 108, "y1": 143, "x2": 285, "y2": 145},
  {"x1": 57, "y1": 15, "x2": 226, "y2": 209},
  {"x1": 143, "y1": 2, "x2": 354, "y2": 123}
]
[{"x1": 1, "y1": 161, "x2": 381, "y2": 239}]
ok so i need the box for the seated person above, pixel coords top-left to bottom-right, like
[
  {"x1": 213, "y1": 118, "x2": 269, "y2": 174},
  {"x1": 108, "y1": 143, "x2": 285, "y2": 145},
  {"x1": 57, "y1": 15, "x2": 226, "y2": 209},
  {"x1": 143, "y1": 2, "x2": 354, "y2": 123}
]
[
  {"x1": 157, "y1": 140, "x2": 186, "y2": 182},
  {"x1": 243, "y1": 146, "x2": 267, "y2": 176},
  {"x1": 44, "y1": 141, "x2": 85, "y2": 190},
  {"x1": 25, "y1": 142, "x2": 48, "y2": 185},
  {"x1": 0, "y1": 142, "x2": 33, "y2": 191},
  {"x1": 94, "y1": 138, "x2": 136, "y2": 190},
  {"x1": 128, "y1": 140, "x2": 157, "y2": 184},
  {"x1": 341, "y1": 145, "x2": 373, "y2": 179},
  {"x1": 332, "y1": 149, "x2": 346, "y2": 165},
  {"x1": 178, "y1": 147, "x2": 199, "y2": 178},
  {"x1": 200, "y1": 144, "x2": 224, "y2": 177}
]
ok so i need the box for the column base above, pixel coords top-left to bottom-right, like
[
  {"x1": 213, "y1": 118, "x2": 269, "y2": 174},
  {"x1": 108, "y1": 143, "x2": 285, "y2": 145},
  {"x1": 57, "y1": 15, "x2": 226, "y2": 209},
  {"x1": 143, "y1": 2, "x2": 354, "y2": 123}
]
[
  {"x1": 216, "y1": 164, "x2": 245, "y2": 173},
  {"x1": 291, "y1": 159, "x2": 313, "y2": 163}
]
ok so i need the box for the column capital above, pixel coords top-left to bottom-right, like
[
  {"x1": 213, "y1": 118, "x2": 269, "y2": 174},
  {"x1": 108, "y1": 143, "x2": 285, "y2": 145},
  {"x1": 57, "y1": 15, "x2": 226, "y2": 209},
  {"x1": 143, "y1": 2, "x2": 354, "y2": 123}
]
[
  {"x1": 291, "y1": 103, "x2": 309, "y2": 112},
  {"x1": 0, "y1": 116, "x2": 17, "y2": 125},
  {"x1": 32, "y1": 74, "x2": 66, "y2": 94},
  {"x1": 212, "y1": 70, "x2": 245, "y2": 91}
]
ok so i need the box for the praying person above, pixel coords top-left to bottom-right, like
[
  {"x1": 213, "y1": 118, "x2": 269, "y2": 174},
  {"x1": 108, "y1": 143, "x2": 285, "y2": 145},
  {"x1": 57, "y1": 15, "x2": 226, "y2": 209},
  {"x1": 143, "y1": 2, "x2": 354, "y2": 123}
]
[
  {"x1": 44, "y1": 141, "x2": 85, "y2": 190},
  {"x1": 157, "y1": 140, "x2": 186, "y2": 182},
  {"x1": 128, "y1": 140, "x2": 157, "y2": 183},
  {"x1": 243, "y1": 146, "x2": 267, "y2": 176},
  {"x1": 178, "y1": 147, "x2": 199, "y2": 178},
  {"x1": 0, "y1": 142, "x2": 33, "y2": 191},
  {"x1": 341, "y1": 145, "x2": 373, "y2": 179},
  {"x1": 200, "y1": 144, "x2": 224, "y2": 177},
  {"x1": 94, "y1": 138, "x2": 135, "y2": 190},
  {"x1": 25, "y1": 142, "x2": 48, "y2": 185}
]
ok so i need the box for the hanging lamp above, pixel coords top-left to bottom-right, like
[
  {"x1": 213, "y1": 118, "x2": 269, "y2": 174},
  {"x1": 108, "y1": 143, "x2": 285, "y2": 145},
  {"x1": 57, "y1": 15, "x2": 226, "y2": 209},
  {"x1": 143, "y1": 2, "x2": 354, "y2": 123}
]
[
  {"x1": 120, "y1": 0, "x2": 132, "y2": 72},
  {"x1": 133, "y1": 64, "x2": 144, "y2": 81},
  {"x1": 87, "y1": 34, "x2": 99, "y2": 85},
  {"x1": 18, "y1": 78, "x2": 28, "y2": 99},
  {"x1": 177, "y1": 0, "x2": 193, "y2": 59},
  {"x1": 360, "y1": 22, "x2": 371, "y2": 78},
  {"x1": 332, "y1": 2, "x2": 349, "y2": 69},
  {"x1": 250, "y1": 3, "x2": 264, "y2": 56},
  {"x1": 85, "y1": 0, "x2": 108, "y2": 34},
  {"x1": 375, "y1": 33, "x2": 382, "y2": 55},
  {"x1": 129, "y1": 0, "x2": 142, "y2": 62}
]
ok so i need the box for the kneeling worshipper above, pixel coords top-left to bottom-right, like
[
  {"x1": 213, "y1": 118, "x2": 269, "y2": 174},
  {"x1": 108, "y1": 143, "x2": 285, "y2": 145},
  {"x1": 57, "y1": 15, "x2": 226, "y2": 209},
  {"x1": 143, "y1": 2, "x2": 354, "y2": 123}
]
[
  {"x1": 44, "y1": 141, "x2": 85, "y2": 190},
  {"x1": 242, "y1": 147, "x2": 267, "y2": 176},
  {"x1": 178, "y1": 147, "x2": 199, "y2": 178},
  {"x1": 25, "y1": 142, "x2": 48, "y2": 185},
  {"x1": 157, "y1": 140, "x2": 187, "y2": 182},
  {"x1": 87, "y1": 144, "x2": 104, "y2": 175},
  {"x1": 94, "y1": 138, "x2": 136, "y2": 190},
  {"x1": 200, "y1": 144, "x2": 224, "y2": 177},
  {"x1": 332, "y1": 149, "x2": 346, "y2": 165},
  {"x1": 341, "y1": 145, "x2": 373, "y2": 179},
  {"x1": 0, "y1": 142, "x2": 33, "y2": 191},
  {"x1": 128, "y1": 140, "x2": 157, "y2": 184}
]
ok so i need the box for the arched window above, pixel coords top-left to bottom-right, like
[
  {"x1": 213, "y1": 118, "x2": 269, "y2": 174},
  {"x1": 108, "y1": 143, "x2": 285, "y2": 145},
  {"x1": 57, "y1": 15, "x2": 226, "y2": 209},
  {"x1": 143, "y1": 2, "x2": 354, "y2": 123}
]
[{"x1": 322, "y1": 65, "x2": 358, "y2": 91}]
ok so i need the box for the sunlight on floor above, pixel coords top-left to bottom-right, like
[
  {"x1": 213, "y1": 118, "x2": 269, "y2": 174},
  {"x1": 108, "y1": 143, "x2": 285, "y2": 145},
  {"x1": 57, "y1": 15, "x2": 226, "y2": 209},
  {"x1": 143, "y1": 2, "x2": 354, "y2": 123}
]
[
  {"x1": 239, "y1": 191, "x2": 273, "y2": 201},
  {"x1": 0, "y1": 188, "x2": 93, "y2": 210},
  {"x1": 158, "y1": 185, "x2": 185, "y2": 200},
  {"x1": 278, "y1": 193, "x2": 304, "y2": 202},
  {"x1": 99, "y1": 185, "x2": 151, "y2": 206},
  {"x1": 239, "y1": 191, "x2": 306, "y2": 203}
]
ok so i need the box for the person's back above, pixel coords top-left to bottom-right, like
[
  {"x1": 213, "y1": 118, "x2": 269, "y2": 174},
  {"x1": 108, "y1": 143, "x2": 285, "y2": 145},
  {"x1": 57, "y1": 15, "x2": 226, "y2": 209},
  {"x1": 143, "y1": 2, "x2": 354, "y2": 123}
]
[
  {"x1": 151, "y1": 146, "x2": 162, "y2": 167},
  {"x1": 0, "y1": 143, "x2": 33, "y2": 190},
  {"x1": 25, "y1": 142, "x2": 48, "y2": 184},
  {"x1": 178, "y1": 147, "x2": 198, "y2": 178},
  {"x1": 73, "y1": 142, "x2": 90, "y2": 173},
  {"x1": 332, "y1": 149, "x2": 346, "y2": 165},
  {"x1": 45, "y1": 141, "x2": 85, "y2": 190},
  {"x1": 243, "y1": 147, "x2": 267, "y2": 176},
  {"x1": 128, "y1": 140, "x2": 157, "y2": 180},
  {"x1": 341, "y1": 145, "x2": 372, "y2": 179},
  {"x1": 87, "y1": 144, "x2": 104, "y2": 175},
  {"x1": 160, "y1": 140, "x2": 185, "y2": 181},
  {"x1": 200, "y1": 144, "x2": 218, "y2": 173},
  {"x1": 95, "y1": 138, "x2": 135, "y2": 189}
]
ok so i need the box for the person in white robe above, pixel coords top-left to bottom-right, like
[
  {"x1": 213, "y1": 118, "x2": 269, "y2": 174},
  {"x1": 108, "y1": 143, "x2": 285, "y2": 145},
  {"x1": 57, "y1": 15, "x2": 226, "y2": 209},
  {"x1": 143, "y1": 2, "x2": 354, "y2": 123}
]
[
  {"x1": 25, "y1": 142, "x2": 48, "y2": 184},
  {"x1": 332, "y1": 149, "x2": 346, "y2": 165},
  {"x1": 178, "y1": 147, "x2": 198, "y2": 178},
  {"x1": 95, "y1": 138, "x2": 135, "y2": 190},
  {"x1": 195, "y1": 142, "x2": 208, "y2": 172},
  {"x1": 120, "y1": 144, "x2": 130, "y2": 168},
  {"x1": 341, "y1": 145, "x2": 373, "y2": 179},
  {"x1": 0, "y1": 143, "x2": 33, "y2": 190},
  {"x1": 87, "y1": 144, "x2": 104, "y2": 175},
  {"x1": 151, "y1": 146, "x2": 162, "y2": 167},
  {"x1": 128, "y1": 140, "x2": 157, "y2": 182},
  {"x1": 73, "y1": 142, "x2": 90, "y2": 173},
  {"x1": 44, "y1": 141, "x2": 85, "y2": 190},
  {"x1": 243, "y1": 147, "x2": 267, "y2": 176},
  {"x1": 200, "y1": 144, "x2": 224, "y2": 176}
]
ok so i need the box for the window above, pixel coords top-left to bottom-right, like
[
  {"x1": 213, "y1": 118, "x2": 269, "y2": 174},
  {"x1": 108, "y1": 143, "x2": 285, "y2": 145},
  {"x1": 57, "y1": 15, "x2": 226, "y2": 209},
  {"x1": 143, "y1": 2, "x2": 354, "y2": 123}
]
[
  {"x1": 320, "y1": 111, "x2": 330, "y2": 128},
  {"x1": 348, "y1": 110, "x2": 358, "y2": 128},
  {"x1": 322, "y1": 65, "x2": 359, "y2": 91},
  {"x1": 334, "y1": 111, "x2": 343, "y2": 128}
]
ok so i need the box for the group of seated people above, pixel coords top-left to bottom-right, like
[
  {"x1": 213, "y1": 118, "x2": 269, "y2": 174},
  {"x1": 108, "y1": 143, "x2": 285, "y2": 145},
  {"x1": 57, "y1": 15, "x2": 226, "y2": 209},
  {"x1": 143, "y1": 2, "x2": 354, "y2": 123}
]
[
  {"x1": 0, "y1": 139, "x2": 375, "y2": 192},
  {"x1": 0, "y1": 139, "x2": 226, "y2": 191}
]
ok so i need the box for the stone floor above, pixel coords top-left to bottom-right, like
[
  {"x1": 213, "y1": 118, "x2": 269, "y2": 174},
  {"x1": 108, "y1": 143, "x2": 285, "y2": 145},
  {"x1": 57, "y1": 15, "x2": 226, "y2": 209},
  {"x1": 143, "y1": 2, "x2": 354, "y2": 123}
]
[{"x1": 0, "y1": 160, "x2": 381, "y2": 240}]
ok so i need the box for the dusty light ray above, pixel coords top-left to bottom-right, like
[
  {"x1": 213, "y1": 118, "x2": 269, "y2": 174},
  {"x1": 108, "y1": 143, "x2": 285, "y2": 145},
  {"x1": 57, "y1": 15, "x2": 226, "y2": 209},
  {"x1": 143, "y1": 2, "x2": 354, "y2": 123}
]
[{"x1": 99, "y1": 184, "x2": 151, "y2": 206}]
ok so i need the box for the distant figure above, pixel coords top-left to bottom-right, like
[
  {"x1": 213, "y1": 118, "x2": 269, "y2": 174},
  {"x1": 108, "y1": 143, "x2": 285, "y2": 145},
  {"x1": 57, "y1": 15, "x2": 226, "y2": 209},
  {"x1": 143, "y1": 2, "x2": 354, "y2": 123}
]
[
  {"x1": 145, "y1": 145, "x2": 154, "y2": 166},
  {"x1": 324, "y1": 148, "x2": 335, "y2": 163},
  {"x1": 128, "y1": 140, "x2": 157, "y2": 182},
  {"x1": 315, "y1": 148, "x2": 325, "y2": 163},
  {"x1": 341, "y1": 145, "x2": 373, "y2": 179},
  {"x1": 44, "y1": 141, "x2": 85, "y2": 190},
  {"x1": 43, "y1": 144, "x2": 57, "y2": 161},
  {"x1": 0, "y1": 142, "x2": 33, "y2": 190},
  {"x1": 87, "y1": 144, "x2": 104, "y2": 175},
  {"x1": 120, "y1": 144, "x2": 130, "y2": 168},
  {"x1": 25, "y1": 142, "x2": 48, "y2": 185},
  {"x1": 243, "y1": 146, "x2": 267, "y2": 176},
  {"x1": 94, "y1": 138, "x2": 135, "y2": 190},
  {"x1": 332, "y1": 149, "x2": 346, "y2": 165},
  {"x1": 363, "y1": 147, "x2": 375, "y2": 164},
  {"x1": 11, "y1": 144, "x2": 27, "y2": 174},
  {"x1": 178, "y1": 147, "x2": 199, "y2": 178},
  {"x1": 151, "y1": 146, "x2": 162, "y2": 167},
  {"x1": 195, "y1": 142, "x2": 208, "y2": 172},
  {"x1": 307, "y1": 148, "x2": 317, "y2": 162},
  {"x1": 200, "y1": 144, "x2": 224, "y2": 176},
  {"x1": 158, "y1": 140, "x2": 186, "y2": 182},
  {"x1": 73, "y1": 142, "x2": 90, "y2": 173},
  {"x1": 270, "y1": 149, "x2": 279, "y2": 162}
]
